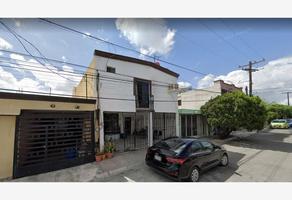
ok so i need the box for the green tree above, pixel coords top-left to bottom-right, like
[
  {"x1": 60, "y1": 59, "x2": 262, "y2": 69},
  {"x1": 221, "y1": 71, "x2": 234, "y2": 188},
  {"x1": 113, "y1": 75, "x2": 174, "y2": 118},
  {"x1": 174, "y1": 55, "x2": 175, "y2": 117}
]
[
  {"x1": 266, "y1": 103, "x2": 292, "y2": 123},
  {"x1": 201, "y1": 91, "x2": 267, "y2": 138}
]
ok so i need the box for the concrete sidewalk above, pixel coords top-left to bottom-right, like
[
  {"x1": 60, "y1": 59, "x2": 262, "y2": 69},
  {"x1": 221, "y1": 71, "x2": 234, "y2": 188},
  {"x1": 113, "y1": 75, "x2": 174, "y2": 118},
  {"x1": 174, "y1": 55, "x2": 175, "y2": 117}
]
[
  {"x1": 12, "y1": 149, "x2": 146, "y2": 182},
  {"x1": 11, "y1": 136, "x2": 237, "y2": 182}
]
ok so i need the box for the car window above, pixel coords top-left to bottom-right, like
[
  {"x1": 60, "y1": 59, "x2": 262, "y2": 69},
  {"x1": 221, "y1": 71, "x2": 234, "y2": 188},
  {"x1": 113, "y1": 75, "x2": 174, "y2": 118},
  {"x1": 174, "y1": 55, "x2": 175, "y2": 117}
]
[
  {"x1": 200, "y1": 141, "x2": 214, "y2": 151},
  {"x1": 188, "y1": 142, "x2": 202, "y2": 154},
  {"x1": 155, "y1": 138, "x2": 186, "y2": 151}
]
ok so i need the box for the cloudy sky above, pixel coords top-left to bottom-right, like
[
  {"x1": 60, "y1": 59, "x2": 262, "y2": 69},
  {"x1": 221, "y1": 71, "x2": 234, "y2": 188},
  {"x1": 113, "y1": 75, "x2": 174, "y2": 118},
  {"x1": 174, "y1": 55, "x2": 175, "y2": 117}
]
[{"x1": 0, "y1": 19, "x2": 292, "y2": 103}]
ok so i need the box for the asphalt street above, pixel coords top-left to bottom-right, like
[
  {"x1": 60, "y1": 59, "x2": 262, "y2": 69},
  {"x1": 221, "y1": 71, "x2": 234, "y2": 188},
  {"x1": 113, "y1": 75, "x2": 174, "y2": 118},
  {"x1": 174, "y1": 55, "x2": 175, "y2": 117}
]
[{"x1": 98, "y1": 129, "x2": 292, "y2": 182}]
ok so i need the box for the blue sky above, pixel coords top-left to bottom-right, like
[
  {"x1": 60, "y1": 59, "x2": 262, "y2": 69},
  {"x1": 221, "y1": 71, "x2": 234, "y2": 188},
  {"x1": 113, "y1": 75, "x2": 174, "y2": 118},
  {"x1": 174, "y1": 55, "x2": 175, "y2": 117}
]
[{"x1": 1, "y1": 18, "x2": 292, "y2": 103}]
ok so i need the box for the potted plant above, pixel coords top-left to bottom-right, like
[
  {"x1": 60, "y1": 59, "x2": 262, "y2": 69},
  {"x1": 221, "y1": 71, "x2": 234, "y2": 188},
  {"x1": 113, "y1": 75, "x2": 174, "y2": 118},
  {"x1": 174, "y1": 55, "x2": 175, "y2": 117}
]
[
  {"x1": 95, "y1": 151, "x2": 104, "y2": 162},
  {"x1": 104, "y1": 139, "x2": 115, "y2": 159}
]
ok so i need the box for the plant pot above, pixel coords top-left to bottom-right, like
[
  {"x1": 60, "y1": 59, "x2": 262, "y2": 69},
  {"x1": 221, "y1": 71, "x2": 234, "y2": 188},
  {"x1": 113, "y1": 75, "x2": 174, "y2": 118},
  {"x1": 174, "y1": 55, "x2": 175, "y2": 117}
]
[
  {"x1": 95, "y1": 155, "x2": 103, "y2": 162},
  {"x1": 105, "y1": 152, "x2": 113, "y2": 159},
  {"x1": 101, "y1": 154, "x2": 106, "y2": 160}
]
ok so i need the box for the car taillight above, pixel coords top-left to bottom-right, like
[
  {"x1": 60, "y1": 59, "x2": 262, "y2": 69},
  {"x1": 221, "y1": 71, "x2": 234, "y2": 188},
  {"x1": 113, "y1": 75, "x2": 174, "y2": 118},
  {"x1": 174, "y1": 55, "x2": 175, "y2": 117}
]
[{"x1": 166, "y1": 157, "x2": 186, "y2": 165}]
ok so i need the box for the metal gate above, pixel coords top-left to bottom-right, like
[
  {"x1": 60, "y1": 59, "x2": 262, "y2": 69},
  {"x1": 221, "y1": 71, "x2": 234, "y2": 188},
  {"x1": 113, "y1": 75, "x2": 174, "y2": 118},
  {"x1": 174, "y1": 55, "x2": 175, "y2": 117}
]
[
  {"x1": 13, "y1": 110, "x2": 95, "y2": 178},
  {"x1": 104, "y1": 112, "x2": 148, "y2": 152},
  {"x1": 153, "y1": 113, "x2": 176, "y2": 144}
]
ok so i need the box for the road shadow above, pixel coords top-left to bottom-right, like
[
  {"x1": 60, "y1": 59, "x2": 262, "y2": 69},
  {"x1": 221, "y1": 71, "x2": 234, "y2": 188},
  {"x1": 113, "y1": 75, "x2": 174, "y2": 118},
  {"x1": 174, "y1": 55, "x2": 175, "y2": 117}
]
[
  {"x1": 227, "y1": 131, "x2": 292, "y2": 153},
  {"x1": 199, "y1": 151, "x2": 245, "y2": 182}
]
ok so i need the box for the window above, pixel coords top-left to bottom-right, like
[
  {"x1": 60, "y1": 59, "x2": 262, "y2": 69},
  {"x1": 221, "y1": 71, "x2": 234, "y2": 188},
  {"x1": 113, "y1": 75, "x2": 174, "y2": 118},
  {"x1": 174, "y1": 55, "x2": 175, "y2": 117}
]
[
  {"x1": 134, "y1": 79, "x2": 151, "y2": 108},
  {"x1": 188, "y1": 142, "x2": 202, "y2": 154},
  {"x1": 200, "y1": 141, "x2": 214, "y2": 151},
  {"x1": 104, "y1": 113, "x2": 120, "y2": 134},
  {"x1": 106, "y1": 66, "x2": 116, "y2": 73},
  {"x1": 178, "y1": 100, "x2": 182, "y2": 106}
]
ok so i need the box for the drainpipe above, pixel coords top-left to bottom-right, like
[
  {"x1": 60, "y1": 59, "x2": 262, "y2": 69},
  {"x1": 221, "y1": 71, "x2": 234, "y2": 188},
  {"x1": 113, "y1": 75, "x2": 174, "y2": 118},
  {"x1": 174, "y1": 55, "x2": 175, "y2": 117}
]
[
  {"x1": 175, "y1": 110, "x2": 180, "y2": 137},
  {"x1": 148, "y1": 111, "x2": 153, "y2": 146}
]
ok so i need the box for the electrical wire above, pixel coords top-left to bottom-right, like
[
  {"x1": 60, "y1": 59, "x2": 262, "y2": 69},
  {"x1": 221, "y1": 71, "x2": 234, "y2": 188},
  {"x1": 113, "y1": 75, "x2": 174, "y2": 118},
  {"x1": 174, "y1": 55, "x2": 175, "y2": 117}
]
[
  {"x1": 0, "y1": 48, "x2": 179, "y2": 86},
  {"x1": 0, "y1": 20, "x2": 76, "y2": 82},
  {"x1": 0, "y1": 87, "x2": 210, "y2": 103},
  {"x1": 197, "y1": 19, "x2": 250, "y2": 60},
  {"x1": 39, "y1": 18, "x2": 208, "y2": 76},
  {"x1": 220, "y1": 19, "x2": 264, "y2": 59}
]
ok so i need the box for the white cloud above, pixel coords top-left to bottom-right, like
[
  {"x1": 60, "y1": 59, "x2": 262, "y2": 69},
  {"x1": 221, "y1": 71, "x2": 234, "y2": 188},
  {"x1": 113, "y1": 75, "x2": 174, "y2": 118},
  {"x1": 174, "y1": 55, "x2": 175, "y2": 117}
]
[
  {"x1": 0, "y1": 54, "x2": 82, "y2": 95},
  {"x1": 0, "y1": 37, "x2": 13, "y2": 50},
  {"x1": 196, "y1": 56, "x2": 292, "y2": 104},
  {"x1": 61, "y1": 55, "x2": 67, "y2": 61},
  {"x1": 178, "y1": 81, "x2": 192, "y2": 89},
  {"x1": 15, "y1": 21, "x2": 21, "y2": 28},
  {"x1": 115, "y1": 19, "x2": 176, "y2": 56},
  {"x1": 10, "y1": 53, "x2": 25, "y2": 61},
  {"x1": 197, "y1": 74, "x2": 216, "y2": 89}
]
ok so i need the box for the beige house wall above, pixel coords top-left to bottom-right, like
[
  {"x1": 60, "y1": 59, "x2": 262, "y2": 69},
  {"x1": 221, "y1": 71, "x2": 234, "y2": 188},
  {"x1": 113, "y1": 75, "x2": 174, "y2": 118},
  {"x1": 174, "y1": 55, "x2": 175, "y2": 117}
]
[
  {"x1": 178, "y1": 80, "x2": 243, "y2": 111},
  {"x1": 0, "y1": 99, "x2": 96, "y2": 116},
  {"x1": 0, "y1": 96, "x2": 96, "y2": 180},
  {"x1": 74, "y1": 58, "x2": 97, "y2": 99},
  {"x1": 0, "y1": 116, "x2": 16, "y2": 180}
]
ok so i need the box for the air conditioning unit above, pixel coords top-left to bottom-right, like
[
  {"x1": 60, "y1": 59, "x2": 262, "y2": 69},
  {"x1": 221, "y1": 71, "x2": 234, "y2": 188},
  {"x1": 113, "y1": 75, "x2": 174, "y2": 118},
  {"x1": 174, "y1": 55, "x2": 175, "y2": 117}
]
[{"x1": 168, "y1": 84, "x2": 179, "y2": 91}]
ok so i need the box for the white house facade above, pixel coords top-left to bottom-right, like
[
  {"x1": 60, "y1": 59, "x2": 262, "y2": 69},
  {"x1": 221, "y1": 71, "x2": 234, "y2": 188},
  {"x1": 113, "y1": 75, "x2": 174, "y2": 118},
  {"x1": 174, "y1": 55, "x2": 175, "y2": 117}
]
[
  {"x1": 177, "y1": 80, "x2": 243, "y2": 137},
  {"x1": 74, "y1": 50, "x2": 180, "y2": 152}
]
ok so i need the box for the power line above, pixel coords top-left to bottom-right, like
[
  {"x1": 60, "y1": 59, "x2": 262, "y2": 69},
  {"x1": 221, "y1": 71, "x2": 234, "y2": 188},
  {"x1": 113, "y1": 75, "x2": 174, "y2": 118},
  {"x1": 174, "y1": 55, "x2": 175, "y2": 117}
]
[
  {"x1": 219, "y1": 20, "x2": 264, "y2": 59},
  {"x1": 198, "y1": 19, "x2": 250, "y2": 60},
  {"x1": 0, "y1": 48, "x2": 178, "y2": 86},
  {"x1": 1, "y1": 55, "x2": 230, "y2": 96},
  {"x1": 0, "y1": 58, "x2": 175, "y2": 89},
  {"x1": 239, "y1": 59, "x2": 265, "y2": 96},
  {"x1": 0, "y1": 20, "x2": 75, "y2": 82},
  {"x1": 150, "y1": 19, "x2": 226, "y2": 60},
  {"x1": 281, "y1": 92, "x2": 292, "y2": 106},
  {"x1": 0, "y1": 87, "x2": 209, "y2": 103},
  {"x1": 39, "y1": 18, "x2": 208, "y2": 76}
]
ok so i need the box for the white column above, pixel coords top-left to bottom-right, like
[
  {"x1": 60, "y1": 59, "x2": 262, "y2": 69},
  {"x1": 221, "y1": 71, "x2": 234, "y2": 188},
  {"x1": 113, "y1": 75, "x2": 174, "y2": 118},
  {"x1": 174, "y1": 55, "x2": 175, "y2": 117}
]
[
  {"x1": 148, "y1": 112, "x2": 153, "y2": 146},
  {"x1": 175, "y1": 111, "x2": 180, "y2": 137},
  {"x1": 99, "y1": 110, "x2": 104, "y2": 152}
]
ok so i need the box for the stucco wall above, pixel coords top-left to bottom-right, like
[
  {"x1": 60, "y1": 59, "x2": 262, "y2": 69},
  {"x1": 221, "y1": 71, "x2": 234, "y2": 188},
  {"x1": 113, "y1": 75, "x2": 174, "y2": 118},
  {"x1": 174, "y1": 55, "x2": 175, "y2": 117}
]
[
  {"x1": 178, "y1": 80, "x2": 242, "y2": 110},
  {"x1": 0, "y1": 116, "x2": 16, "y2": 180},
  {"x1": 74, "y1": 58, "x2": 97, "y2": 99},
  {"x1": 75, "y1": 56, "x2": 178, "y2": 113},
  {"x1": 178, "y1": 89, "x2": 220, "y2": 110}
]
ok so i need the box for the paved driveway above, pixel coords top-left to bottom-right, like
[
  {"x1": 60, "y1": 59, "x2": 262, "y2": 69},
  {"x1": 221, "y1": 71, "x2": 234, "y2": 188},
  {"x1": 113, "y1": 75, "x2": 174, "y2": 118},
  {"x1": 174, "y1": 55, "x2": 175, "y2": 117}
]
[{"x1": 98, "y1": 129, "x2": 292, "y2": 182}]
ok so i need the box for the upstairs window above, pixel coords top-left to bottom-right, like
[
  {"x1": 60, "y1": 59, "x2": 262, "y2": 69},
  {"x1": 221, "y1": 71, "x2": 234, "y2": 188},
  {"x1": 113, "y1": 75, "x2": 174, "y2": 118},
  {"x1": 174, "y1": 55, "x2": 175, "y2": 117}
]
[
  {"x1": 178, "y1": 100, "x2": 182, "y2": 106},
  {"x1": 134, "y1": 79, "x2": 151, "y2": 109},
  {"x1": 106, "y1": 66, "x2": 116, "y2": 73}
]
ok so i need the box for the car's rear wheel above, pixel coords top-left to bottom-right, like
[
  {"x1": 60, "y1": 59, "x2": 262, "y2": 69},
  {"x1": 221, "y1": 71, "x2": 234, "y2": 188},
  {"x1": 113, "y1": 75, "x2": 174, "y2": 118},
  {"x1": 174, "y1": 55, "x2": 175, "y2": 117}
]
[
  {"x1": 189, "y1": 167, "x2": 200, "y2": 182},
  {"x1": 220, "y1": 154, "x2": 229, "y2": 166}
]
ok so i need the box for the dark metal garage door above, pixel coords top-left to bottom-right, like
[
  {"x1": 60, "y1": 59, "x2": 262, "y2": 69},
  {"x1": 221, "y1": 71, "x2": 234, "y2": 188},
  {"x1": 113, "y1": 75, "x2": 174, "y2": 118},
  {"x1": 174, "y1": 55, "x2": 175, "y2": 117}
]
[{"x1": 13, "y1": 110, "x2": 95, "y2": 178}]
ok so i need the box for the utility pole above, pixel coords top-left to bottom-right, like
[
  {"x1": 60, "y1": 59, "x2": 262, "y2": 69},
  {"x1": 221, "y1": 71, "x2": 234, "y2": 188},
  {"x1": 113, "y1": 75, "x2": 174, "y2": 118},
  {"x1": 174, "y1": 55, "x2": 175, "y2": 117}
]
[
  {"x1": 282, "y1": 92, "x2": 291, "y2": 106},
  {"x1": 239, "y1": 59, "x2": 265, "y2": 96},
  {"x1": 245, "y1": 86, "x2": 248, "y2": 96}
]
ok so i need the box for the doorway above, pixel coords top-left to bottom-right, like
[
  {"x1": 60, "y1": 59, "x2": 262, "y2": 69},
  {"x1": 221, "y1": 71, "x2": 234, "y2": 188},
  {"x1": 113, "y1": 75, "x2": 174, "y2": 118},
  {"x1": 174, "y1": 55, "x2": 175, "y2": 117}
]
[{"x1": 124, "y1": 117, "x2": 131, "y2": 137}]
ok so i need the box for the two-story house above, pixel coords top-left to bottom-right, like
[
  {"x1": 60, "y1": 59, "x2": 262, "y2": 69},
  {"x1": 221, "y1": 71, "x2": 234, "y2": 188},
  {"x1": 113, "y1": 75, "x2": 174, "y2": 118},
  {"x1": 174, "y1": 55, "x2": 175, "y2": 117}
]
[
  {"x1": 74, "y1": 50, "x2": 180, "y2": 152},
  {"x1": 178, "y1": 80, "x2": 242, "y2": 137}
]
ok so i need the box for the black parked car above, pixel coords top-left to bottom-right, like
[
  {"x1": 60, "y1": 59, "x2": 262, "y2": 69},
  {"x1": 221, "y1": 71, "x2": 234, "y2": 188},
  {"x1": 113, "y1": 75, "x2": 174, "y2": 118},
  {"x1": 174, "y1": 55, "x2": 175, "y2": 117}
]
[{"x1": 145, "y1": 137, "x2": 228, "y2": 182}]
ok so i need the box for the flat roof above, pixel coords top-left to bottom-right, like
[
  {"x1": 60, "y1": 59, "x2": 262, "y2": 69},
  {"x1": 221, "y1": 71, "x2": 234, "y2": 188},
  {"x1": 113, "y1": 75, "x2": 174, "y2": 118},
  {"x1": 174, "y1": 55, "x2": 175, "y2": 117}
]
[
  {"x1": 0, "y1": 92, "x2": 96, "y2": 104},
  {"x1": 94, "y1": 49, "x2": 179, "y2": 78}
]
